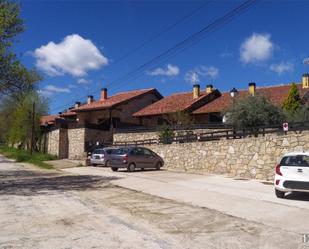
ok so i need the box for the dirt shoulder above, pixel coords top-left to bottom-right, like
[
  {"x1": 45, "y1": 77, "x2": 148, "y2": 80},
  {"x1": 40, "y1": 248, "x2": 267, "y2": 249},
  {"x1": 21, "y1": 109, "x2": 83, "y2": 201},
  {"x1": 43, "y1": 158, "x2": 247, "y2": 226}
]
[{"x1": 0, "y1": 157, "x2": 305, "y2": 249}]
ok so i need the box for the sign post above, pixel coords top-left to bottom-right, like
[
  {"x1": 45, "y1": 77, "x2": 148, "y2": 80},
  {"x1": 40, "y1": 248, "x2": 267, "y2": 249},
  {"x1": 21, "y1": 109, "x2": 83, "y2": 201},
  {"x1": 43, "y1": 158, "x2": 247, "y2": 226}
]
[{"x1": 283, "y1": 122, "x2": 289, "y2": 135}]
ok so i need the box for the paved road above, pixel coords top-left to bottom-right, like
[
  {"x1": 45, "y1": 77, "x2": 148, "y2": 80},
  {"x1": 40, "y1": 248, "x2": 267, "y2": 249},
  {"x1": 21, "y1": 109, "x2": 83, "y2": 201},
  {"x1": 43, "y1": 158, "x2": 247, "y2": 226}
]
[{"x1": 0, "y1": 156, "x2": 307, "y2": 249}]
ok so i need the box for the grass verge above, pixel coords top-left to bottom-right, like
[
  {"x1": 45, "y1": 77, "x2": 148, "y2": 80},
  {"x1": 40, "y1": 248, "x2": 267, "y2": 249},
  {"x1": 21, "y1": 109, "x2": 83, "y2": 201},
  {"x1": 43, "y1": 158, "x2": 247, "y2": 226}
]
[{"x1": 0, "y1": 146, "x2": 57, "y2": 169}]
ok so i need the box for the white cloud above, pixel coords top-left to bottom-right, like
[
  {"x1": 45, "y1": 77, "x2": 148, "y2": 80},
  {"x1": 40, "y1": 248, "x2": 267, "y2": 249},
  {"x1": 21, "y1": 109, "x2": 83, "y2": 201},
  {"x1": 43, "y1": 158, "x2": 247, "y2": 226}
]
[
  {"x1": 77, "y1": 78, "x2": 91, "y2": 84},
  {"x1": 220, "y1": 52, "x2": 233, "y2": 58},
  {"x1": 270, "y1": 62, "x2": 294, "y2": 75},
  {"x1": 38, "y1": 85, "x2": 71, "y2": 97},
  {"x1": 185, "y1": 71, "x2": 200, "y2": 85},
  {"x1": 240, "y1": 33, "x2": 274, "y2": 64},
  {"x1": 34, "y1": 34, "x2": 108, "y2": 77},
  {"x1": 196, "y1": 66, "x2": 219, "y2": 79},
  {"x1": 185, "y1": 65, "x2": 219, "y2": 85},
  {"x1": 147, "y1": 64, "x2": 180, "y2": 77}
]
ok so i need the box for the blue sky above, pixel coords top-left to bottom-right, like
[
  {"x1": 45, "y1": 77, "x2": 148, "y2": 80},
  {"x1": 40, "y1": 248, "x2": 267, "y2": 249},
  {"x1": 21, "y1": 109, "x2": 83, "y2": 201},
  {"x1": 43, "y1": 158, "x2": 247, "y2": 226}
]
[{"x1": 16, "y1": 0, "x2": 309, "y2": 113}]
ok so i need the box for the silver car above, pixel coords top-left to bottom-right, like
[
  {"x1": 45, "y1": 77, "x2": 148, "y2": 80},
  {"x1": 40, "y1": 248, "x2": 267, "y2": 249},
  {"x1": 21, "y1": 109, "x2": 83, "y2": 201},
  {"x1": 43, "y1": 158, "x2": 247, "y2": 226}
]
[
  {"x1": 110, "y1": 147, "x2": 164, "y2": 172},
  {"x1": 90, "y1": 148, "x2": 115, "y2": 166}
]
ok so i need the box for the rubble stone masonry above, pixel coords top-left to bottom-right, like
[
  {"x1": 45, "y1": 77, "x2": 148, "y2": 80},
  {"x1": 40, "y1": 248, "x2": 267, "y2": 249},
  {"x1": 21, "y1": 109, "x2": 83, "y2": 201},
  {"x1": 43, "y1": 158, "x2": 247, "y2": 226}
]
[
  {"x1": 46, "y1": 129, "x2": 60, "y2": 157},
  {"x1": 146, "y1": 130, "x2": 309, "y2": 181},
  {"x1": 68, "y1": 128, "x2": 86, "y2": 160}
]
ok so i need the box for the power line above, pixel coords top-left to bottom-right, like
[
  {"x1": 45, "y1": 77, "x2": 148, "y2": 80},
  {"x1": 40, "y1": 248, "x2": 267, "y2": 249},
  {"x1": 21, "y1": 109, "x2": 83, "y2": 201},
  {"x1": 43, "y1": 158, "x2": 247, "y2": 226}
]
[
  {"x1": 103, "y1": 0, "x2": 258, "y2": 93},
  {"x1": 51, "y1": 0, "x2": 258, "y2": 113},
  {"x1": 49, "y1": 1, "x2": 211, "y2": 113},
  {"x1": 110, "y1": 1, "x2": 211, "y2": 66}
]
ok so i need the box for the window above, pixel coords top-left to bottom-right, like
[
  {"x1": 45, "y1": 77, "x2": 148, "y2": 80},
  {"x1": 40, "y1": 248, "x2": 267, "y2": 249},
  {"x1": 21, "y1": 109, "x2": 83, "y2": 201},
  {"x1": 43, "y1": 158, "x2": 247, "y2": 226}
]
[
  {"x1": 131, "y1": 147, "x2": 144, "y2": 156},
  {"x1": 158, "y1": 117, "x2": 169, "y2": 125},
  {"x1": 143, "y1": 148, "x2": 153, "y2": 156},
  {"x1": 280, "y1": 155, "x2": 309, "y2": 167},
  {"x1": 93, "y1": 149, "x2": 104, "y2": 154},
  {"x1": 113, "y1": 148, "x2": 128, "y2": 155}
]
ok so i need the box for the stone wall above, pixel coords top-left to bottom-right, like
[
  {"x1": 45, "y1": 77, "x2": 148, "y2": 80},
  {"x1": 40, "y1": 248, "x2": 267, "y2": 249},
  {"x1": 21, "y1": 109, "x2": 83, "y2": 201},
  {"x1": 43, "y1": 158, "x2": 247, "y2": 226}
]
[
  {"x1": 68, "y1": 128, "x2": 85, "y2": 160},
  {"x1": 46, "y1": 129, "x2": 60, "y2": 157},
  {"x1": 114, "y1": 131, "x2": 158, "y2": 142},
  {"x1": 146, "y1": 130, "x2": 309, "y2": 181}
]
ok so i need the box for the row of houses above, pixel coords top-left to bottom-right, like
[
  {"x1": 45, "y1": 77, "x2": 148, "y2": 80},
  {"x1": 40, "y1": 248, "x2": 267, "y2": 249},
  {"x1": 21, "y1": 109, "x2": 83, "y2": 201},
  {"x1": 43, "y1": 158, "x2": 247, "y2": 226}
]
[{"x1": 41, "y1": 73, "x2": 309, "y2": 159}]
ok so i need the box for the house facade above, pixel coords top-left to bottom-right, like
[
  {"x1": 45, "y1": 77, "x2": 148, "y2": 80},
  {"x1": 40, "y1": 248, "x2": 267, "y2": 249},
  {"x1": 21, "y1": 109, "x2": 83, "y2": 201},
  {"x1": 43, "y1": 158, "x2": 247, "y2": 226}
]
[
  {"x1": 193, "y1": 74, "x2": 309, "y2": 118},
  {"x1": 41, "y1": 73, "x2": 309, "y2": 159},
  {"x1": 41, "y1": 88, "x2": 163, "y2": 159},
  {"x1": 133, "y1": 84, "x2": 222, "y2": 126}
]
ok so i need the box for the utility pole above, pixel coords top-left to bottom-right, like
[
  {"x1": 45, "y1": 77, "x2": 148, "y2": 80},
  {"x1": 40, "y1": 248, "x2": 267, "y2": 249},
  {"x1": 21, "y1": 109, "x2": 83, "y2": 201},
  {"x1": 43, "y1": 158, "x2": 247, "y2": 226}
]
[{"x1": 30, "y1": 102, "x2": 35, "y2": 155}]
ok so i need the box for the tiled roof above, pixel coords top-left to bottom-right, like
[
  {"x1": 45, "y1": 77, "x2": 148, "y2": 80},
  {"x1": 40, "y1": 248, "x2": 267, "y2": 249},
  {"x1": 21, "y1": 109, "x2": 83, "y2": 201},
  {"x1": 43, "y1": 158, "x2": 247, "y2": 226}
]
[
  {"x1": 60, "y1": 109, "x2": 77, "y2": 117},
  {"x1": 193, "y1": 84, "x2": 308, "y2": 114},
  {"x1": 40, "y1": 115, "x2": 59, "y2": 125},
  {"x1": 74, "y1": 88, "x2": 162, "y2": 112},
  {"x1": 133, "y1": 90, "x2": 218, "y2": 117}
]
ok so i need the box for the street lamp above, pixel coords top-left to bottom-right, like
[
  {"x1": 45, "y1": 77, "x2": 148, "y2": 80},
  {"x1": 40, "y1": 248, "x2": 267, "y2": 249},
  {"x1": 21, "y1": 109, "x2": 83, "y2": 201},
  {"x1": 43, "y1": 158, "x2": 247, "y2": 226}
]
[{"x1": 230, "y1": 87, "x2": 238, "y2": 138}]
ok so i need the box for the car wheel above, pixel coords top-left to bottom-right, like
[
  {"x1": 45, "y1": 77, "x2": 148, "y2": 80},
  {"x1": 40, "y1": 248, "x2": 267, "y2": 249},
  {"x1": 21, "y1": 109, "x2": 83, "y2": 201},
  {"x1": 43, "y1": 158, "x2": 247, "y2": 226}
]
[
  {"x1": 105, "y1": 160, "x2": 111, "y2": 167},
  {"x1": 127, "y1": 163, "x2": 135, "y2": 172},
  {"x1": 275, "y1": 189, "x2": 285, "y2": 198},
  {"x1": 92, "y1": 164, "x2": 97, "y2": 167},
  {"x1": 156, "y1": 162, "x2": 162, "y2": 170},
  {"x1": 111, "y1": 167, "x2": 118, "y2": 172}
]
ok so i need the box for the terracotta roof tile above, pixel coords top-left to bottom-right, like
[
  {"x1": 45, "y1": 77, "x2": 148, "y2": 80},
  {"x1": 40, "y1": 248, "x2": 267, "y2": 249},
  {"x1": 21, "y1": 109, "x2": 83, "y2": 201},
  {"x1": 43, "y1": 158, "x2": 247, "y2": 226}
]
[
  {"x1": 193, "y1": 84, "x2": 309, "y2": 114},
  {"x1": 133, "y1": 90, "x2": 216, "y2": 117},
  {"x1": 60, "y1": 109, "x2": 77, "y2": 117},
  {"x1": 74, "y1": 88, "x2": 161, "y2": 112},
  {"x1": 40, "y1": 115, "x2": 59, "y2": 125}
]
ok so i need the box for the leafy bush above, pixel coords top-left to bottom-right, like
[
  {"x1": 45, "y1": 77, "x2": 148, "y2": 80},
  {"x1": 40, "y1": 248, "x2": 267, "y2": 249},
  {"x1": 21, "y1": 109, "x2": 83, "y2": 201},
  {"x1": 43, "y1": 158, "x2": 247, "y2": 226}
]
[
  {"x1": 285, "y1": 104, "x2": 309, "y2": 123},
  {"x1": 225, "y1": 95, "x2": 285, "y2": 129},
  {"x1": 158, "y1": 124, "x2": 175, "y2": 144}
]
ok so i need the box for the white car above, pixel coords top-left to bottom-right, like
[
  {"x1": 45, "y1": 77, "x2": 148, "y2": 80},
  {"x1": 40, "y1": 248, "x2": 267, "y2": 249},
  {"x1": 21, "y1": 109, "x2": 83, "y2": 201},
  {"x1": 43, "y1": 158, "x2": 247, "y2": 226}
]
[{"x1": 274, "y1": 152, "x2": 309, "y2": 198}]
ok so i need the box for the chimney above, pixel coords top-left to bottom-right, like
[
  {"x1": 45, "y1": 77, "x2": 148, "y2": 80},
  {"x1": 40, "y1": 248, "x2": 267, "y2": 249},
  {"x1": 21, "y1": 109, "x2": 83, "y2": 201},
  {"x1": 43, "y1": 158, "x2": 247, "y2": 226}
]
[
  {"x1": 248, "y1": 82, "x2": 256, "y2": 96},
  {"x1": 206, "y1": 84, "x2": 213, "y2": 94},
  {"x1": 87, "y1": 95, "x2": 94, "y2": 104},
  {"x1": 193, "y1": 84, "x2": 200, "y2": 99},
  {"x1": 302, "y1": 74, "x2": 309, "y2": 89},
  {"x1": 100, "y1": 88, "x2": 108, "y2": 100},
  {"x1": 74, "y1": 101, "x2": 81, "y2": 109}
]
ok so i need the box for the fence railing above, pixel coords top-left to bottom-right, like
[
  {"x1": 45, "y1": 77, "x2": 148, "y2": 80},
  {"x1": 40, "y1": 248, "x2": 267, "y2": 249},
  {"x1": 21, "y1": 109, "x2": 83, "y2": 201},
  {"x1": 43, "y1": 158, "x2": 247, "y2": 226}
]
[
  {"x1": 114, "y1": 123, "x2": 232, "y2": 133},
  {"x1": 113, "y1": 121, "x2": 309, "y2": 146}
]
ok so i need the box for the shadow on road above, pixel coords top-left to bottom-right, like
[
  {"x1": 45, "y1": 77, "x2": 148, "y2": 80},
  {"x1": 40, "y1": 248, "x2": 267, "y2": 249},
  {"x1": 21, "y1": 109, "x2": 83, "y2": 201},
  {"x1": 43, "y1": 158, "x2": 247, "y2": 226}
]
[
  {"x1": 0, "y1": 169, "x2": 120, "y2": 196},
  {"x1": 0, "y1": 170, "x2": 58, "y2": 179}
]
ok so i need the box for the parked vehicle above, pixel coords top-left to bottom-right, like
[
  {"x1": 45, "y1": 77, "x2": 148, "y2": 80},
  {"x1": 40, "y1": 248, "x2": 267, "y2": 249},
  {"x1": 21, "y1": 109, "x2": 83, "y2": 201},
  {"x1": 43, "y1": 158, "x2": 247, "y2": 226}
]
[
  {"x1": 90, "y1": 148, "x2": 115, "y2": 166},
  {"x1": 274, "y1": 152, "x2": 309, "y2": 198},
  {"x1": 109, "y1": 147, "x2": 164, "y2": 172}
]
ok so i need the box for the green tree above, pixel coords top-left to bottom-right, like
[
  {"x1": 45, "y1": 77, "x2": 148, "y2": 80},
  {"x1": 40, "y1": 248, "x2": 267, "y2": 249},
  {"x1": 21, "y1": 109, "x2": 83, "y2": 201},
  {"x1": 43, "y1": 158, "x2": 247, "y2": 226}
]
[
  {"x1": 282, "y1": 83, "x2": 301, "y2": 116},
  {"x1": 0, "y1": 0, "x2": 45, "y2": 148},
  {"x1": 7, "y1": 91, "x2": 48, "y2": 150},
  {"x1": 225, "y1": 95, "x2": 285, "y2": 129},
  {"x1": 0, "y1": 0, "x2": 41, "y2": 99},
  {"x1": 286, "y1": 104, "x2": 309, "y2": 123},
  {"x1": 169, "y1": 110, "x2": 193, "y2": 128}
]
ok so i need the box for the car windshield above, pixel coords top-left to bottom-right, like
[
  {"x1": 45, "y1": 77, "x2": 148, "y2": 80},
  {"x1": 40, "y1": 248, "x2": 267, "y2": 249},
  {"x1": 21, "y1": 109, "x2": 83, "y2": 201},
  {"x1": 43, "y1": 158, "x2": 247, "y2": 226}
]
[
  {"x1": 93, "y1": 149, "x2": 105, "y2": 154},
  {"x1": 280, "y1": 155, "x2": 309, "y2": 167}
]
